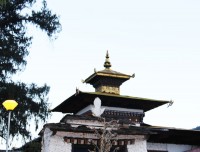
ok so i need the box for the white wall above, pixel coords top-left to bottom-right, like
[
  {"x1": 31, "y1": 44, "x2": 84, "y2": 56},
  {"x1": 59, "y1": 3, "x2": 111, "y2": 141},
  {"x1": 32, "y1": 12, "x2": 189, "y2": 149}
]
[
  {"x1": 147, "y1": 142, "x2": 195, "y2": 152},
  {"x1": 167, "y1": 144, "x2": 193, "y2": 152},
  {"x1": 41, "y1": 128, "x2": 199, "y2": 152},
  {"x1": 41, "y1": 128, "x2": 72, "y2": 152},
  {"x1": 127, "y1": 138, "x2": 147, "y2": 152}
]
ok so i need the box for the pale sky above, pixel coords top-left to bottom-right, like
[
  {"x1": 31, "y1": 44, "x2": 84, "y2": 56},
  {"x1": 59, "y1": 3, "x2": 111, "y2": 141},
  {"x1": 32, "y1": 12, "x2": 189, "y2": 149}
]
[{"x1": 2, "y1": 0, "x2": 200, "y2": 149}]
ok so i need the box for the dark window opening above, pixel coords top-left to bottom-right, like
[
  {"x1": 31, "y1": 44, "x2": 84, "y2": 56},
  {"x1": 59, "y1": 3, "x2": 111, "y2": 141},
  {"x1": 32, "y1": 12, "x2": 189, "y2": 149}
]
[
  {"x1": 72, "y1": 144, "x2": 128, "y2": 152},
  {"x1": 72, "y1": 144, "x2": 95, "y2": 152}
]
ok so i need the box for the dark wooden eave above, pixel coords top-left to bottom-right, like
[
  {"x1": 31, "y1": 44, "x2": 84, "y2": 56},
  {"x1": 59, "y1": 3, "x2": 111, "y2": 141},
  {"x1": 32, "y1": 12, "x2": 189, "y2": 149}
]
[
  {"x1": 51, "y1": 91, "x2": 169, "y2": 113},
  {"x1": 147, "y1": 126, "x2": 200, "y2": 145},
  {"x1": 84, "y1": 69, "x2": 131, "y2": 85},
  {"x1": 40, "y1": 115, "x2": 154, "y2": 136},
  {"x1": 39, "y1": 115, "x2": 200, "y2": 146}
]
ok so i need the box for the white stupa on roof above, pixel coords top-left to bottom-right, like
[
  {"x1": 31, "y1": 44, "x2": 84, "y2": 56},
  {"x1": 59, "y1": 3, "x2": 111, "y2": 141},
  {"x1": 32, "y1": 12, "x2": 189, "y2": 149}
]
[{"x1": 91, "y1": 97, "x2": 105, "y2": 117}]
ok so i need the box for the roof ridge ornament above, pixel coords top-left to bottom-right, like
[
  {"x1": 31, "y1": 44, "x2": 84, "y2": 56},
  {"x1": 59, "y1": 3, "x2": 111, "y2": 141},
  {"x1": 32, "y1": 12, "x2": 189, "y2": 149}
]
[{"x1": 104, "y1": 50, "x2": 112, "y2": 69}]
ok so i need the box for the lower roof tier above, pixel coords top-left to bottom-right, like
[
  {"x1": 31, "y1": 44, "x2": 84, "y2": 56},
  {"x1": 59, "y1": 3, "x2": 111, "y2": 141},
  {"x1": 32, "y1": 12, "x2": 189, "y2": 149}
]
[
  {"x1": 41, "y1": 115, "x2": 200, "y2": 146},
  {"x1": 51, "y1": 91, "x2": 169, "y2": 113}
]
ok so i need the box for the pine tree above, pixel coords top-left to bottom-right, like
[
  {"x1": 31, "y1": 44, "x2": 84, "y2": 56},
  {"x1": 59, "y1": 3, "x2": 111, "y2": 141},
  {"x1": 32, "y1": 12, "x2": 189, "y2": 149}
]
[{"x1": 0, "y1": 0, "x2": 61, "y2": 141}]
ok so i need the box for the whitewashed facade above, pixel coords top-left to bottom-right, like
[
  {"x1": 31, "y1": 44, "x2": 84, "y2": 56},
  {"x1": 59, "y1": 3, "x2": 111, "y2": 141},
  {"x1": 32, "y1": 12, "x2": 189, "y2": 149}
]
[{"x1": 41, "y1": 127, "x2": 200, "y2": 152}]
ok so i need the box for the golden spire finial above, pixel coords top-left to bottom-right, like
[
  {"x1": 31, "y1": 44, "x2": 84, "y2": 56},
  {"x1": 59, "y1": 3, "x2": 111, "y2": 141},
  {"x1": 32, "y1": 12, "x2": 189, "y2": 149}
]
[{"x1": 104, "y1": 51, "x2": 111, "y2": 69}]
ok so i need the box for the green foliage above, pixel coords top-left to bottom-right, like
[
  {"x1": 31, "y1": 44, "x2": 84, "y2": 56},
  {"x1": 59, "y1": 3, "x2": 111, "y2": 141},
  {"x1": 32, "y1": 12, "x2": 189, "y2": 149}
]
[
  {"x1": 0, "y1": 82, "x2": 50, "y2": 139},
  {"x1": 21, "y1": 138, "x2": 41, "y2": 152},
  {"x1": 22, "y1": 142, "x2": 41, "y2": 152},
  {"x1": 0, "y1": 0, "x2": 61, "y2": 141},
  {"x1": 0, "y1": 0, "x2": 8, "y2": 6}
]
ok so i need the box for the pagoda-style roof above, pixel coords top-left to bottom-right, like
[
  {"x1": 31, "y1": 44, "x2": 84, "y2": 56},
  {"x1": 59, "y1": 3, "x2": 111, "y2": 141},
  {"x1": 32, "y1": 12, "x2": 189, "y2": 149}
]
[
  {"x1": 84, "y1": 51, "x2": 133, "y2": 94},
  {"x1": 51, "y1": 91, "x2": 169, "y2": 113}
]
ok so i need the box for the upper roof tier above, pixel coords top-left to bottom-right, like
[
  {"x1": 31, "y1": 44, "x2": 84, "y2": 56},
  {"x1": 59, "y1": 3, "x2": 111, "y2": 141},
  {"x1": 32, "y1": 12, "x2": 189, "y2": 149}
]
[
  {"x1": 84, "y1": 51, "x2": 133, "y2": 94},
  {"x1": 52, "y1": 52, "x2": 170, "y2": 114},
  {"x1": 51, "y1": 91, "x2": 169, "y2": 113}
]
